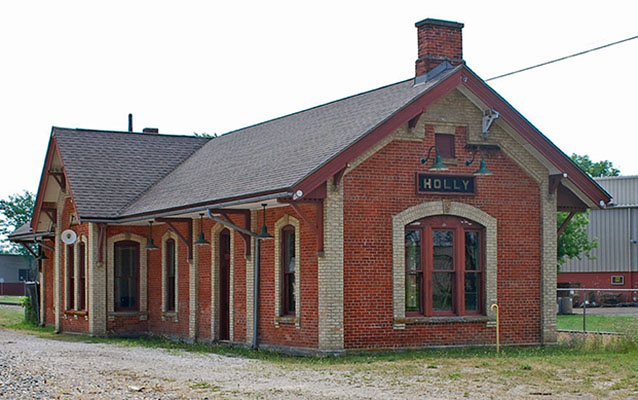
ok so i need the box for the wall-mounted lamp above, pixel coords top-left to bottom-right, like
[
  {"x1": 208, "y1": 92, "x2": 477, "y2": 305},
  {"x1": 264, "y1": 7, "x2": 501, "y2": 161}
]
[
  {"x1": 194, "y1": 213, "x2": 210, "y2": 245},
  {"x1": 145, "y1": 221, "x2": 159, "y2": 250},
  {"x1": 420, "y1": 146, "x2": 449, "y2": 172},
  {"x1": 465, "y1": 151, "x2": 493, "y2": 176},
  {"x1": 256, "y1": 203, "x2": 274, "y2": 239}
]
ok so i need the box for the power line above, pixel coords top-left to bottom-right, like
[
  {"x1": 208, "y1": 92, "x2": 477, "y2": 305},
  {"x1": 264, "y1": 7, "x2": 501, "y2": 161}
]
[{"x1": 486, "y1": 34, "x2": 638, "y2": 82}]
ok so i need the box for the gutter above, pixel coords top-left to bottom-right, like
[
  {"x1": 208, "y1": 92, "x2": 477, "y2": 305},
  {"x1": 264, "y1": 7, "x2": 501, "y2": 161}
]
[{"x1": 82, "y1": 191, "x2": 293, "y2": 224}]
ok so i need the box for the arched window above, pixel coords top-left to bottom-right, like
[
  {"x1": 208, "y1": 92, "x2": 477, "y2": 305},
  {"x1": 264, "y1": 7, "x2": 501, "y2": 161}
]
[
  {"x1": 114, "y1": 241, "x2": 140, "y2": 311},
  {"x1": 78, "y1": 242, "x2": 87, "y2": 311},
  {"x1": 165, "y1": 239, "x2": 176, "y2": 312},
  {"x1": 66, "y1": 244, "x2": 74, "y2": 310},
  {"x1": 281, "y1": 225, "x2": 296, "y2": 315},
  {"x1": 405, "y1": 216, "x2": 484, "y2": 316}
]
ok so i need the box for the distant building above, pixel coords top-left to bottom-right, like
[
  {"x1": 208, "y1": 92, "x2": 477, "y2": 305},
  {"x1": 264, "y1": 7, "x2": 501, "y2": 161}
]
[
  {"x1": 0, "y1": 254, "x2": 37, "y2": 295},
  {"x1": 559, "y1": 176, "x2": 638, "y2": 296}
]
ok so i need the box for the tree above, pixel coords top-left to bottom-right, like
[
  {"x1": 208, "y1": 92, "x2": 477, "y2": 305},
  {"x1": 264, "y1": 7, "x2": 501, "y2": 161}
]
[
  {"x1": 557, "y1": 211, "x2": 598, "y2": 265},
  {"x1": 570, "y1": 153, "x2": 620, "y2": 177},
  {"x1": 557, "y1": 154, "x2": 618, "y2": 266},
  {"x1": 0, "y1": 190, "x2": 35, "y2": 255}
]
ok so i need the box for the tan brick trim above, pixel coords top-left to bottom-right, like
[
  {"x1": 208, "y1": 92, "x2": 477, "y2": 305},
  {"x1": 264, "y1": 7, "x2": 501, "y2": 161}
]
[
  {"x1": 274, "y1": 214, "x2": 301, "y2": 329},
  {"x1": 540, "y1": 178, "x2": 558, "y2": 344},
  {"x1": 73, "y1": 235, "x2": 88, "y2": 312},
  {"x1": 392, "y1": 201, "x2": 497, "y2": 329},
  {"x1": 54, "y1": 201, "x2": 63, "y2": 333},
  {"x1": 245, "y1": 210, "x2": 256, "y2": 345},
  {"x1": 210, "y1": 223, "x2": 235, "y2": 341},
  {"x1": 161, "y1": 231, "x2": 179, "y2": 319},
  {"x1": 318, "y1": 178, "x2": 344, "y2": 351},
  {"x1": 106, "y1": 232, "x2": 148, "y2": 320},
  {"x1": 88, "y1": 223, "x2": 106, "y2": 335}
]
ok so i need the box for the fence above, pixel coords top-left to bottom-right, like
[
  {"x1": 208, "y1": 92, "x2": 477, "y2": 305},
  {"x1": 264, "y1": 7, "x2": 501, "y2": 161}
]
[{"x1": 557, "y1": 288, "x2": 638, "y2": 334}]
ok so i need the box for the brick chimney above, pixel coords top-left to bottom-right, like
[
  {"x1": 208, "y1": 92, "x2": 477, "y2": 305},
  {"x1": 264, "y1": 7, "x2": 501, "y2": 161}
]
[{"x1": 415, "y1": 18, "x2": 464, "y2": 77}]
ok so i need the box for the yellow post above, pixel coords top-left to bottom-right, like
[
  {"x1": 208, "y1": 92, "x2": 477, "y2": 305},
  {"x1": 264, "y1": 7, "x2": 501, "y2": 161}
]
[{"x1": 490, "y1": 303, "x2": 500, "y2": 353}]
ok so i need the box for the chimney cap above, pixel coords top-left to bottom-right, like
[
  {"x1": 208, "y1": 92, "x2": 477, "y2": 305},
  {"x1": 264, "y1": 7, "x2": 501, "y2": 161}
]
[{"x1": 415, "y1": 18, "x2": 464, "y2": 29}]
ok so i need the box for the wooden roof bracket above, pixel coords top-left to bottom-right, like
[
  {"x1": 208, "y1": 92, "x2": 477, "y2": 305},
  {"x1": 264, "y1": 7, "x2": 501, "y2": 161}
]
[
  {"x1": 408, "y1": 112, "x2": 422, "y2": 131},
  {"x1": 20, "y1": 243, "x2": 38, "y2": 258},
  {"x1": 212, "y1": 209, "x2": 252, "y2": 257},
  {"x1": 557, "y1": 211, "x2": 576, "y2": 236},
  {"x1": 49, "y1": 171, "x2": 66, "y2": 191},
  {"x1": 333, "y1": 165, "x2": 348, "y2": 188},
  {"x1": 280, "y1": 199, "x2": 324, "y2": 255},
  {"x1": 97, "y1": 224, "x2": 106, "y2": 264},
  {"x1": 156, "y1": 217, "x2": 193, "y2": 261},
  {"x1": 549, "y1": 173, "x2": 567, "y2": 195}
]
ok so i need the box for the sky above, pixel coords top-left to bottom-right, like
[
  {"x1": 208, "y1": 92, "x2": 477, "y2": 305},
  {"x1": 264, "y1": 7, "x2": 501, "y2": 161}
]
[{"x1": 0, "y1": 0, "x2": 637, "y2": 203}]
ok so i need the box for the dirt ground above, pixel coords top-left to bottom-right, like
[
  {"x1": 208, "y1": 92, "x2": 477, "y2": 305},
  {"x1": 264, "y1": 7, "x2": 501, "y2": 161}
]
[{"x1": 0, "y1": 327, "x2": 636, "y2": 399}]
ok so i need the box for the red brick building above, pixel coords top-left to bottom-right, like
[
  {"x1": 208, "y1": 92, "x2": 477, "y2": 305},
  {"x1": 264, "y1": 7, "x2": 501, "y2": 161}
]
[{"x1": 11, "y1": 18, "x2": 610, "y2": 353}]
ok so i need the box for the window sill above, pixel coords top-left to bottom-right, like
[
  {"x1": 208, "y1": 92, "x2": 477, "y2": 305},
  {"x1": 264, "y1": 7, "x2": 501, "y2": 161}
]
[
  {"x1": 395, "y1": 315, "x2": 494, "y2": 325},
  {"x1": 64, "y1": 310, "x2": 88, "y2": 316},
  {"x1": 162, "y1": 311, "x2": 178, "y2": 322},
  {"x1": 108, "y1": 311, "x2": 148, "y2": 321},
  {"x1": 276, "y1": 315, "x2": 298, "y2": 325}
]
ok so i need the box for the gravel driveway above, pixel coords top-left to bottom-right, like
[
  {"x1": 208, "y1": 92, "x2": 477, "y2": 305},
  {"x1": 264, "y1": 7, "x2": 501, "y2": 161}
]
[{"x1": 0, "y1": 328, "x2": 471, "y2": 400}]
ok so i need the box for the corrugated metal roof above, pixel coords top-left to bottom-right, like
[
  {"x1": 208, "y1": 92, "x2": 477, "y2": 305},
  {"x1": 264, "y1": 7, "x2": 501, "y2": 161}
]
[{"x1": 596, "y1": 176, "x2": 638, "y2": 207}]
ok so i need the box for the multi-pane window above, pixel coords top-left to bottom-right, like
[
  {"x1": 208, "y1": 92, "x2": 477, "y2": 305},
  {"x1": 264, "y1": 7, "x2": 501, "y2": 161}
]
[
  {"x1": 281, "y1": 225, "x2": 296, "y2": 315},
  {"x1": 66, "y1": 244, "x2": 74, "y2": 310},
  {"x1": 165, "y1": 239, "x2": 176, "y2": 312},
  {"x1": 78, "y1": 242, "x2": 86, "y2": 311},
  {"x1": 405, "y1": 216, "x2": 483, "y2": 316},
  {"x1": 114, "y1": 241, "x2": 139, "y2": 311}
]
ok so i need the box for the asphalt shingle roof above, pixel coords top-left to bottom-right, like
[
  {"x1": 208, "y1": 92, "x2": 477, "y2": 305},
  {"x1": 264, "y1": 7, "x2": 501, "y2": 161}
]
[
  {"x1": 120, "y1": 68, "x2": 459, "y2": 217},
  {"x1": 54, "y1": 129, "x2": 210, "y2": 218},
  {"x1": 49, "y1": 66, "x2": 459, "y2": 220}
]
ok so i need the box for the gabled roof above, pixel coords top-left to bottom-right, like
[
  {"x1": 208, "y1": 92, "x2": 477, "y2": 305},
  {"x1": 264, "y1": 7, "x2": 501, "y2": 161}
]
[
  {"x1": 121, "y1": 67, "x2": 459, "y2": 217},
  {"x1": 52, "y1": 128, "x2": 209, "y2": 218},
  {"x1": 29, "y1": 62, "x2": 611, "y2": 227}
]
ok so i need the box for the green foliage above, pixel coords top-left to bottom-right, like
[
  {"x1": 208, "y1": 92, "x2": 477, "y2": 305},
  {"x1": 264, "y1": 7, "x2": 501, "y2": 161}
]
[
  {"x1": 570, "y1": 153, "x2": 620, "y2": 177},
  {"x1": 193, "y1": 132, "x2": 218, "y2": 138},
  {"x1": 0, "y1": 190, "x2": 35, "y2": 255},
  {"x1": 557, "y1": 211, "x2": 598, "y2": 265},
  {"x1": 556, "y1": 153, "x2": 619, "y2": 265},
  {"x1": 22, "y1": 294, "x2": 38, "y2": 325}
]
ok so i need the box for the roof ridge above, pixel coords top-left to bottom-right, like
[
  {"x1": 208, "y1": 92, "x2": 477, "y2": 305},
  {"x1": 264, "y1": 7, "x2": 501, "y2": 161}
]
[
  {"x1": 52, "y1": 126, "x2": 212, "y2": 140},
  {"x1": 216, "y1": 77, "x2": 415, "y2": 139}
]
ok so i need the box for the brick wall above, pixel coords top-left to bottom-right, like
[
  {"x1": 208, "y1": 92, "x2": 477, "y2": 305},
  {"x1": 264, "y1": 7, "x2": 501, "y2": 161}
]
[{"x1": 341, "y1": 91, "x2": 544, "y2": 349}]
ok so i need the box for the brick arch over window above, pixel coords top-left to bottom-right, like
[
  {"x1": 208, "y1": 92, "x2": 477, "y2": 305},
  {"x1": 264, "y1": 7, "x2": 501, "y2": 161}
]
[
  {"x1": 274, "y1": 214, "x2": 301, "y2": 328},
  {"x1": 392, "y1": 201, "x2": 497, "y2": 328},
  {"x1": 106, "y1": 232, "x2": 148, "y2": 319},
  {"x1": 210, "y1": 223, "x2": 235, "y2": 341}
]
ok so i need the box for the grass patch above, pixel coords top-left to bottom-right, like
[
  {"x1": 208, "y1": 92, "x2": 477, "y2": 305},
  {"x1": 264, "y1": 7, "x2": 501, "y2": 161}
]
[
  {"x1": 0, "y1": 307, "x2": 23, "y2": 326},
  {"x1": 0, "y1": 296, "x2": 25, "y2": 305},
  {"x1": 557, "y1": 314, "x2": 638, "y2": 333}
]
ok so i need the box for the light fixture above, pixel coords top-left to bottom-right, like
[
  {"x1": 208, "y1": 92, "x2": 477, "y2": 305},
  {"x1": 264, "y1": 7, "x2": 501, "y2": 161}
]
[
  {"x1": 465, "y1": 151, "x2": 493, "y2": 176},
  {"x1": 194, "y1": 213, "x2": 210, "y2": 245},
  {"x1": 145, "y1": 221, "x2": 159, "y2": 250},
  {"x1": 420, "y1": 146, "x2": 449, "y2": 171},
  {"x1": 256, "y1": 203, "x2": 274, "y2": 239}
]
